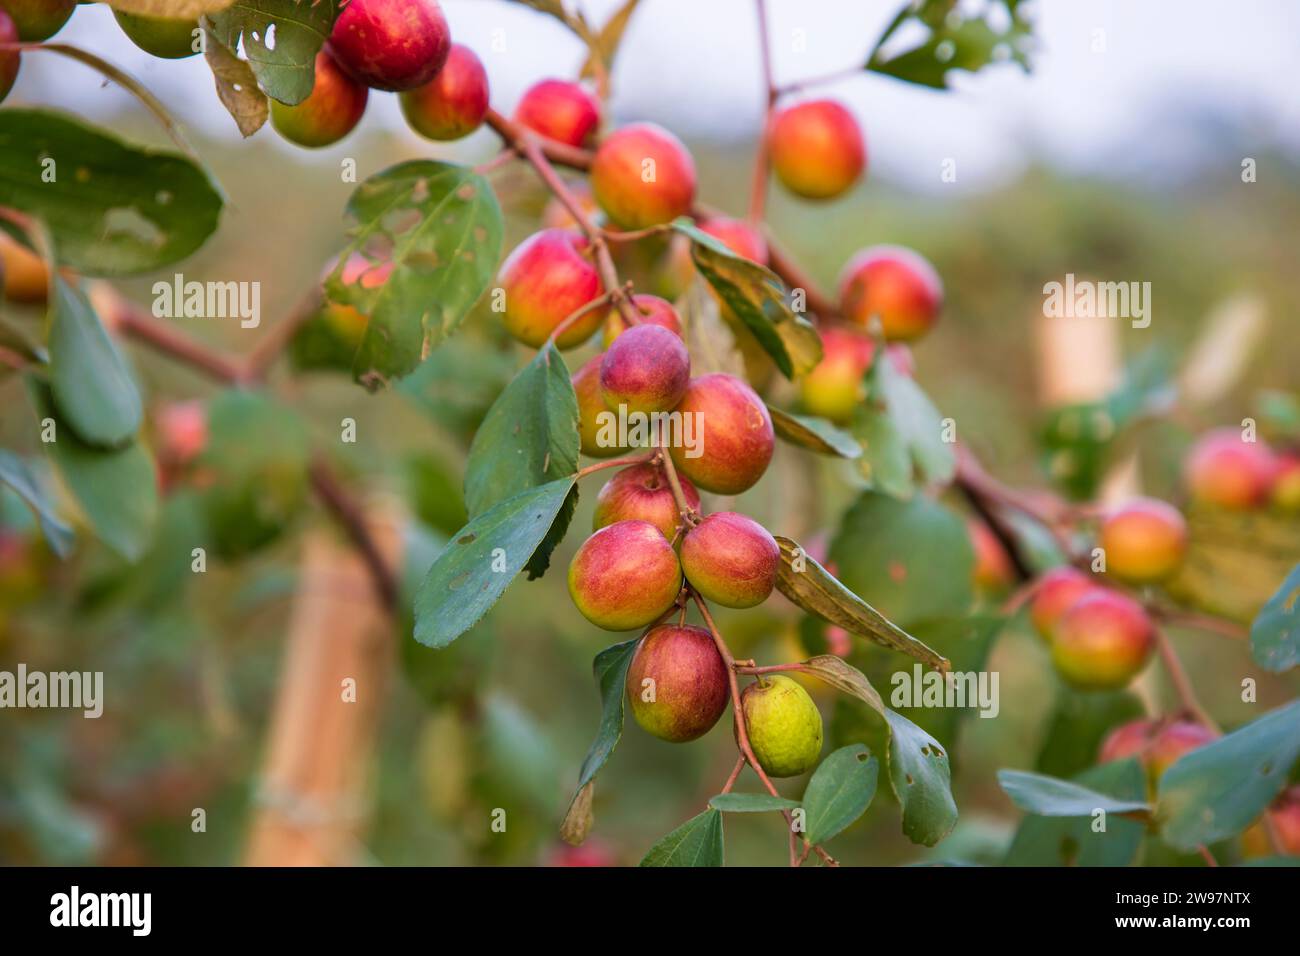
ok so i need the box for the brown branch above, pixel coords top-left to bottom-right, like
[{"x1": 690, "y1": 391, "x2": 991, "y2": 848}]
[
  {"x1": 244, "y1": 285, "x2": 324, "y2": 382},
  {"x1": 1153, "y1": 627, "x2": 1220, "y2": 734},
  {"x1": 748, "y1": 0, "x2": 778, "y2": 222},
  {"x1": 307, "y1": 457, "x2": 399, "y2": 613},
  {"x1": 484, "y1": 108, "x2": 592, "y2": 172}
]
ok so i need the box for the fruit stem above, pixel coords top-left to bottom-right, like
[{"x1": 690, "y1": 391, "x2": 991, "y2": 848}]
[
  {"x1": 575, "y1": 451, "x2": 655, "y2": 480},
  {"x1": 656, "y1": 444, "x2": 700, "y2": 525},
  {"x1": 1196, "y1": 844, "x2": 1219, "y2": 867},
  {"x1": 720, "y1": 756, "x2": 745, "y2": 795},
  {"x1": 1153, "y1": 626, "x2": 1221, "y2": 734},
  {"x1": 735, "y1": 662, "x2": 808, "y2": 676},
  {"x1": 544, "y1": 288, "x2": 619, "y2": 350}
]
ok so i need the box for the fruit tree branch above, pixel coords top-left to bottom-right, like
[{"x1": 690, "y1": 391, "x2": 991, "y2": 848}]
[
  {"x1": 748, "y1": 0, "x2": 778, "y2": 223},
  {"x1": 1153, "y1": 627, "x2": 1220, "y2": 734}
]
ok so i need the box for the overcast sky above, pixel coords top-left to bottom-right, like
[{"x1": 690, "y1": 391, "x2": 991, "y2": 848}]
[{"x1": 11, "y1": 0, "x2": 1300, "y2": 192}]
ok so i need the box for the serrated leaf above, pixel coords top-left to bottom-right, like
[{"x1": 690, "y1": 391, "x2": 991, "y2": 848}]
[
  {"x1": 47, "y1": 276, "x2": 141, "y2": 449},
  {"x1": 885, "y1": 709, "x2": 957, "y2": 846},
  {"x1": 674, "y1": 219, "x2": 821, "y2": 380},
  {"x1": 768, "y1": 405, "x2": 860, "y2": 458},
  {"x1": 998, "y1": 769, "x2": 1151, "y2": 817},
  {"x1": 1249, "y1": 563, "x2": 1300, "y2": 673},
  {"x1": 1157, "y1": 699, "x2": 1300, "y2": 850},
  {"x1": 202, "y1": 24, "x2": 270, "y2": 137},
  {"x1": 0, "y1": 110, "x2": 223, "y2": 276},
  {"x1": 327, "y1": 161, "x2": 503, "y2": 389},
  {"x1": 413, "y1": 478, "x2": 575, "y2": 648},
  {"x1": 639, "y1": 808, "x2": 723, "y2": 867},
  {"x1": 774, "y1": 534, "x2": 948, "y2": 670},
  {"x1": 1004, "y1": 759, "x2": 1147, "y2": 866},
  {"x1": 803, "y1": 744, "x2": 878, "y2": 845},
  {"x1": 0, "y1": 450, "x2": 74, "y2": 557},
  {"x1": 466, "y1": 343, "x2": 579, "y2": 516},
  {"x1": 708, "y1": 793, "x2": 802, "y2": 813},
  {"x1": 209, "y1": 0, "x2": 340, "y2": 106}
]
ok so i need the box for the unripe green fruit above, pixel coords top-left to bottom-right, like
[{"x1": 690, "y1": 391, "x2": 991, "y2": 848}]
[
  {"x1": 740, "y1": 675, "x2": 823, "y2": 778},
  {"x1": 680, "y1": 511, "x2": 779, "y2": 609},
  {"x1": 567, "y1": 520, "x2": 681, "y2": 631},
  {"x1": 669, "y1": 373, "x2": 774, "y2": 495},
  {"x1": 626, "y1": 624, "x2": 729, "y2": 742},
  {"x1": 113, "y1": 10, "x2": 199, "y2": 59},
  {"x1": 271, "y1": 50, "x2": 369, "y2": 148},
  {"x1": 1051, "y1": 590, "x2": 1154, "y2": 690},
  {"x1": 592, "y1": 463, "x2": 698, "y2": 542},
  {"x1": 599, "y1": 323, "x2": 691, "y2": 415},
  {"x1": 1099, "y1": 497, "x2": 1188, "y2": 584},
  {"x1": 3, "y1": 0, "x2": 74, "y2": 41}
]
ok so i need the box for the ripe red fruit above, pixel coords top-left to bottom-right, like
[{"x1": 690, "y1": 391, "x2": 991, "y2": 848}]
[
  {"x1": 590, "y1": 123, "x2": 697, "y2": 229},
  {"x1": 1099, "y1": 718, "x2": 1217, "y2": 787},
  {"x1": 626, "y1": 624, "x2": 729, "y2": 742},
  {"x1": 327, "y1": 0, "x2": 450, "y2": 91},
  {"x1": 1029, "y1": 566, "x2": 1096, "y2": 644},
  {"x1": 271, "y1": 50, "x2": 369, "y2": 148},
  {"x1": 567, "y1": 520, "x2": 682, "y2": 631},
  {"x1": 2, "y1": 0, "x2": 74, "y2": 41},
  {"x1": 1099, "y1": 497, "x2": 1188, "y2": 584},
  {"x1": 681, "y1": 512, "x2": 780, "y2": 609},
  {"x1": 1184, "y1": 428, "x2": 1276, "y2": 510},
  {"x1": 768, "y1": 99, "x2": 866, "y2": 200},
  {"x1": 698, "y1": 217, "x2": 768, "y2": 265},
  {"x1": 838, "y1": 245, "x2": 943, "y2": 342},
  {"x1": 573, "y1": 353, "x2": 623, "y2": 458},
  {"x1": 513, "y1": 79, "x2": 601, "y2": 147},
  {"x1": 600, "y1": 324, "x2": 691, "y2": 416},
  {"x1": 1051, "y1": 590, "x2": 1155, "y2": 690},
  {"x1": 543, "y1": 840, "x2": 618, "y2": 867},
  {"x1": 0, "y1": 10, "x2": 20, "y2": 104},
  {"x1": 968, "y1": 519, "x2": 1015, "y2": 593},
  {"x1": 593, "y1": 463, "x2": 699, "y2": 542},
  {"x1": 498, "y1": 229, "x2": 604, "y2": 349},
  {"x1": 601, "y1": 294, "x2": 682, "y2": 347},
  {"x1": 1272, "y1": 453, "x2": 1300, "y2": 511},
  {"x1": 669, "y1": 374, "x2": 774, "y2": 495},
  {"x1": 399, "y1": 43, "x2": 488, "y2": 141}
]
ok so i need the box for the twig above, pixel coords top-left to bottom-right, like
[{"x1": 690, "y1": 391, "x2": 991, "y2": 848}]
[
  {"x1": 720, "y1": 756, "x2": 745, "y2": 795},
  {"x1": 656, "y1": 443, "x2": 700, "y2": 526},
  {"x1": 576, "y1": 451, "x2": 655, "y2": 479},
  {"x1": 748, "y1": 0, "x2": 778, "y2": 222},
  {"x1": 1153, "y1": 627, "x2": 1220, "y2": 734},
  {"x1": 99, "y1": 285, "x2": 251, "y2": 385},
  {"x1": 244, "y1": 285, "x2": 324, "y2": 382},
  {"x1": 307, "y1": 457, "x2": 399, "y2": 613}
]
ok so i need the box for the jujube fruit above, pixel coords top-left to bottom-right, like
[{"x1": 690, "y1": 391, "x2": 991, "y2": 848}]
[
  {"x1": 968, "y1": 518, "x2": 1015, "y2": 594},
  {"x1": 113, "y1": 10, "x2": 198, "y2": 59},
  {"x1": 327, "y1": 0, "x2": 450, "y2": 91},
  {"x1": 0, "y1": 230, "x2": 48, "y2": 303},
  {"x1": 513, "y1": 79, "x2": 600, "y2": 148},
  {"x1": 669, "y1": 373, "x2": 774, "y2": 495},
  {"x1": 626, "y1": 624, "x2": 729, "y2": 742},
  {"x1": 1099, "y1": 718, "x2": 1217, "y2": 789},
  {"x1": 399, "y1": 43, "x2": 488, "y2": 141},
  {"x1": 592, "y1": 463, "x2": 699, "y2": 541},
  {"x1": 601, "y1": 294, "x2": 682, "y2": 347},
  {"x1": 1029, "y1": 566, "x2": 1096, "y2": 644},
  {"x1": 797, "y1": 326, "x2": 876, "y2": 424},
  {"x1": 1272, "y1": 453, "x2": 1300, "y2": 512},
  {"x1": 498, "y1": 229, "x2": 603, "y2": 349},
  {"x1": 680, "y1": 512, "x2": 779, "y2": 609},
  {"x1": 590, "y1": 122, "x2": 697, "y2": 229},
  {"x1": 568, "y1": 520, "x2": 681, "y2": 631},
  {"x1": 1099, "y1": 497, "x2": 1188, "y2": 584},
  {"x1": 839, "y1": 245, "x2": 943, "y2": 342},
  {"x1": 698, "y1": 216, "x2": 768, "y2": 264},
  {"x1": 1, "y1": 0, "x2": 74, "y2": 41},
  {"x1": 573, "y1": 353, "x2": 623, "y2": 458},
  {"x1": 740, "y1": 675, "x2": 823, "y2": 778},
  {"x1": 768, "y1": 99, "x2": 865, "y2": 200},
  {"x1": 271, "y1": 50, "x2": 369, "y2": 148},
  {"x1": 1051, "y1": 590, "x2": 1155, "y2": 690},
  {"x1": 1184, "y1": 428, "x2": 1276, "y2": 510},
  {"x1": 599, "y1": 324, "x2": 691, "y2": 416}
]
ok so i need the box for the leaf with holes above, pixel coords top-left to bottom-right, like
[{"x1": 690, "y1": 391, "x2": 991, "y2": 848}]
[
  {"x1": 47, "y1": 276, "x2": 142, "y2": 449},
  {"x1": 885, "y1": 709, "x2": 957, "y2": 846},
  {"x1": 0, "y1": 110, "x2": 223, "y2": 276},
  {"x1": 1157, "y1": 699, "x2": 1300, "y2": 850},
  {"x1": 414, "y1": 478, "x2": 576, "y2": 648},
  {"x1": 327, "y1": 161, "x2": 503, "y2": 389},
  {"x1": 674, "y1": 219, "x2": 821, "y2": 380},
  {"x1": 209, "y1": 0, "x2": 341, "y2": 105},
  {"x1": 769, "y1": 405, "x2": 860, "y2": 459},
  {"x1": 998, "y1": 769, "x2": 1151, "y2": 817},
  {"x1": 1250, "y1": 563, "x2": 1300, "y2": 672},
  {"x1": 708, "y1": 793, "x2": 802, "y2": 813},
  {"x1": 802, "y1": 744, "x2": 879, "y2": 845},
  {"x1": 774, "y1": 534, "x2": 948, "y2": 670},
  {"x1": 202, "y1": 23, "x2": 270, "y2": 136},
  {"x1": 0, "y1": 451, "x2": 74, "y2": 558},
  {"x1": 639, "y1": 809, "x2": 724, "y2": 867}
]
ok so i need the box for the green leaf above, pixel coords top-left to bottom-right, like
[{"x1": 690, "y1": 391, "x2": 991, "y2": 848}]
[
  {"x1": 29, "y1": 381, "x2": 157, "y2": 561},
  {"x1": 46, "y1": 276, "x2": 142, "y2": 448},
  {"x1": 768, "y1": 405, "x2": 861, "y2": 458},
  {"x1": 674, "y1": 219, "x2": 822, "y2": 379},
  {"x1": 524, "y1": 482, "x2": 577, "y2": 580},
  {"x1": 853, "y1": 353, "x2": 954, "y2": 496},
  {"x1": 413, "y1": 477, "x2": 575, "y2": 648},
  {"x1": 465, "y1": 344, "x2": 580, "y2": 516},
  {"x1": 1035, "y1": 689, "x2": 1146, "y2": 779},
  {"x1": 202, "y1": 20, "x2": 270, "y2": 137},
  {"x1": 209, "y1": 0, "x2": 341, "y2": 106},
  {"x1": 774, "y1": 534, "x2": 948, "y2": 670},
  {"x1": 327, "y1": 161, "x2": 503, "y2": 389},
  {"x1": 639, "y1": 808, "x2": 724, "y2": 867},
  {"x1": 0, "y1": 450, "x2": 74, "y2": 557},
  {"x1": 1004, "y1": 759, "x2": 1147, "y2": 866},
  {"x1": 797, "y1": 655, "x2": 886, "y2": 714},
  {"x1": 830, "y1": 491, "x2": 975, "y2": 629},
  {"x1": 867, "y1": 0, "x2": 1034, "y2": 90},
  {"x1": 1249, "y1": 563, "x2": 1300, "y2": 672},
  {"x1": 851, "y1": 406, "x2": 912, "y2": 497},
  {"x1": 0, "y1": 110, "x2": 223, "y2": 276},
  {"x1": 803, "y1": 744, "x2": 879, "y2": 845},
  {"x1": 885, "y1": 709, "x2": 957, "y2": 846},
  {"x1": 998, "y1": 769, "x2": 1151, "y2": 817},
  {"x1": 708, "y1": 793, "x2": 802, "y2": 813},
  {"x1": 1157, "y1": 699, "x2": 1300, "y2": 850}
]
